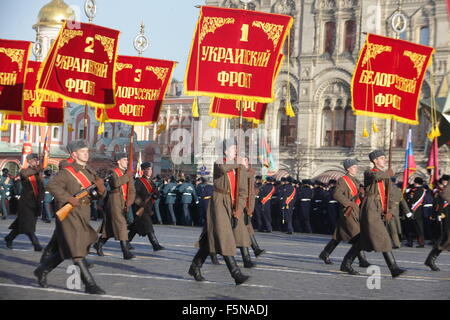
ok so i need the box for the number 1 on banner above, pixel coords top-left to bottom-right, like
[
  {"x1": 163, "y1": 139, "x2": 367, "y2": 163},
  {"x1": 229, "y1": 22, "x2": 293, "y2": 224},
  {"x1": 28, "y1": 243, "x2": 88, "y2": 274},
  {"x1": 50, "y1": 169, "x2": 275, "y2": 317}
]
[{"x1": 240, "y1": 24, "x2": 249, "y2": 42}]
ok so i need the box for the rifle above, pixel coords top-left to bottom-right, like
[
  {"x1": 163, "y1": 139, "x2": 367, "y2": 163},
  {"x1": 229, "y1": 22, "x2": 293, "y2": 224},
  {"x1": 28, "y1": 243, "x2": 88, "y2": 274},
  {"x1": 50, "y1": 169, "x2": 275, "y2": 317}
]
[
  {"x1": 56, "y1": 174, "x2": 112, "y2": 222},
  {"x1": 135, "y1": 194, "x2": 157, "y2": 217}
]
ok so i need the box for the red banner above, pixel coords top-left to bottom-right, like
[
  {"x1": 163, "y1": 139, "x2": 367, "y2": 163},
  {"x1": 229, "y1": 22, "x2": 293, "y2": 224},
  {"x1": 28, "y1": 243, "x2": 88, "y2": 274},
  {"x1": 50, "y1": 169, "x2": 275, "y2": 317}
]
[
  {"x1": 35, "y1": 21, "x2": 120, "y2": 109},
  {"x1": 5, "y1": 61, "x2": 64, "y2": 126},
  {"x1": 0, "y1": 39, "x2": 31, "y2": 114},
  {"x1": 352, "y1": 34, "x2": 434, "y2": 125},
  {"x1": 96, "y1": 56, "x2": 176, "y2": 125},
  {"x1": 185, "y1": 6, "x2": 293, "y2": 103},
  {"x1": 209, "y1": 53, "x2": 283, "y2": 123}
]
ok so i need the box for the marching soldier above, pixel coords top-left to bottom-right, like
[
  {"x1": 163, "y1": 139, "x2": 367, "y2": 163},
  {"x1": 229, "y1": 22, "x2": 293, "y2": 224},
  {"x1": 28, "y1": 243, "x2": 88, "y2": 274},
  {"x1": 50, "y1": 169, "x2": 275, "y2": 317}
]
[
  {"x1": 360, "y1": 150, "x2": 406, "y2": 278},
  {"x1": 196, "y1": 177, "x2": 213, "y2": 227},
  {"x1": 325, "y1": 179, "x2": 339, "y2": 234},
  {"x1": 280, "y1": 177, "x2": 297, "y2": 235},
  {"x1": 176, "y1": 176, "x2": 199, "y2": 226},
  {"x1": 298, "y1": 180, "x2": 313, "y2": 233},
  {"x1": 405, "y1": 177, "x2": 426, "y2": 247},
  {"x1": 251, "y1": 175, "x2": 263, "y2": 230},
  {"x1": 153, "y1": 175, "x2": 164, "y2": 224},
  {"x1": 188, "y1": 140, "x2": 250, "y2": 285},
  {"x1": 425, "y1": 174, "x2": 449, "y2": 271},
  {"x1": 0, "y1": 168, "x2": 13, "y2": 220},
  {"x1": 4, "y1": 154, "x2": 44, "y2": 251},
  {"x1": 162, "y1": 176, "x2": 178, "y2": 225},
  {"x1": 258, "y1": 176, "x2": 275, "y2": 232},
  {"x1": 242, "y1": 157, "x2": 265, "y2": 261},
  {"x1": 41, "y1": 168, "x2": 54, "y2": 223},
  {"x1": 95, "y1": 153, "x2": 135, "y2": 260},
  {"x1": 128, "y1": 162, "x2": 165, "y2": 251},
  {"x1": 318, "y1": 159, "x2": 371, "y2": 274},
  {"x1": 387, "y1": 181, "x2": 410, "y2": 249},
  {"x1": 34, "y1": 140, "x2": 106, "y2": 294}
]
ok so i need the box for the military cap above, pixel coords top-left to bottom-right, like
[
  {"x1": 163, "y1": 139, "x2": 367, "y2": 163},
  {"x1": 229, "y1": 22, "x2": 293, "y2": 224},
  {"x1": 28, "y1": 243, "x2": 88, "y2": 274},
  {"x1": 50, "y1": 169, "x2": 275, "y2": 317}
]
[
  {"x1": 141, "y1": 162, "x2": 152, "y2": 170},
  {"x1": 280, "y1": 177, "x2": 287, "y2": 182},
  {"x1": 414, "y1": 177, "x2": 424, "y2": 185},
  {"x1": 114, "y1": 152, "x2": 128, "y2": 162},
  {"x1": 67, "y1": 139, "x2": 89, "y2": 153},
  {"x1": 286, "y1": 176, "x2": 294, "y2": 183},
  {"x1": 343, "y1": 158, "x2": 359, "y2": 170},
  {"x1": 2, "y1": 168, "x2": 9, "y2": 173},
  {"x1": 255, "y1": 175, "x2": 263, "y2": 180},
  {"x1": 26, "y1": 153, "x2": 38, "y2": 161},
  {"x1": 441, "y1": 175, "x2": 450, "y2": 181},
  {"x1": 369, "y1": 149, "x2": 385, "y2": 162}
]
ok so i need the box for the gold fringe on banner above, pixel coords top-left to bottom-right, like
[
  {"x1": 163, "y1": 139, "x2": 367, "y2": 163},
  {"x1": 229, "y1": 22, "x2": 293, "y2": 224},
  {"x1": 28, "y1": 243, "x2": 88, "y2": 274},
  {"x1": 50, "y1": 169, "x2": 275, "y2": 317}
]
[
  {"x1": 285, "y1": 100, "x2": 295, "y2": 118},
  {"x1": 0, "y1": 123, "x2": 9, "y2": 131},
  {"x1": 362, "y1": 127, "x2": 369, "y2": 138},
  {"x1": 192, "y1": 97, "x2": 199, "y2": 118},
  {"x1": 97, "y1": 122, "x2": 105, "y2": 135}
]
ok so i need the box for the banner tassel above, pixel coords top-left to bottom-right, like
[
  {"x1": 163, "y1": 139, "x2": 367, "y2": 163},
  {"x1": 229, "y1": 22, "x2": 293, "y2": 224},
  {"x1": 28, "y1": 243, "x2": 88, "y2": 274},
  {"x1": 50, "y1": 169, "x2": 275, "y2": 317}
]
[
  {"x1": 285, "y1": 100, "x2": 295, "y2": 118},
  {"x1": 192, "y1": 97, "x2": 199, "y2": 118},
  {"x1": 0, "y1": 123, "x2": 9, "y2": 131},
  {"x1": 156, "y1": 124, "x2": 166, "y2": 134},
  {"x1": 372, "y1": 121, "x2": 379, "y2": 133},
  {"x1": 362, "y1": 127, "x2": 369, "y2": 138},
  {"x1": 427, "y1": 126, "x2": 441, "y2": 140},
  {"x1": 97, "y1": 122, "x2": 105, "y2": 135},
  {"x1": 209, "y1": 118, "x2": 217, "y2": 128}
]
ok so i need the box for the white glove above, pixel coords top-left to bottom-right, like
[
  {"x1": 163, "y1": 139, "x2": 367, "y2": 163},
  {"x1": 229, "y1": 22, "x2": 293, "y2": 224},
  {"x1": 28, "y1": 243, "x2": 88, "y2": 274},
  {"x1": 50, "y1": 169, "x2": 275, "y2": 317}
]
[
  {"x1": 406, "y1": 212, "x2": 413, "y2": 218},
  {"x1": 195, "y1": 201, "x2": 199, "y2": 204}
]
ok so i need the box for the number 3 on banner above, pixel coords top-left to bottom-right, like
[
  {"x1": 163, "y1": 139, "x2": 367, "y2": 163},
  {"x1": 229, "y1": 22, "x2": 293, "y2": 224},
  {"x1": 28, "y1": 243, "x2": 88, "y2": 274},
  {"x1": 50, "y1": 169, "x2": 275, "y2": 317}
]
[
  {"x1": 84, "y1": 37, "x2": 94, "y2": 53},
  {"x1": 240, "y1": 24, "x2": 249, "y2": 42},
  {"x1": 134, "y1": 69, "x2": 142, "y2": 82}
]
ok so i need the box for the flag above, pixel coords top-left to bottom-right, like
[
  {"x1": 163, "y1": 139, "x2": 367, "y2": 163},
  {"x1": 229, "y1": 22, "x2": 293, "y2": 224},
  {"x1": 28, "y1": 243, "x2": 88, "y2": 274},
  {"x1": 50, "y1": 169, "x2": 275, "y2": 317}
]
[
  {"x1": 0, "y1": 39, "x2": 32, "y2": 114},
  {"x1": 96, "y1": 56, "x2": 176, "y2": 126},
  {"x1": 21, "y1": 129, "x2": 32, "y2": 169},
  {"x1": 352, "y1": 34, "x2": 434, "y2": 125},
  {"x1": 185, "y1": 6, "x2": 293, "y2": 103},
  {"x1": 135, "y1": 148, "x2": 143, "y2": 178},
  {"x1": 34, "y1": 21, "x2": 120, "y2": 109},
  {"x1": 42, "y1": 128, "x2": 50, "y2": 169},
  {"x1": 402, "y1": 129, "x2": 417, "y2": 191},
  {"x1": 426, "y1": 137, "x2": 439, "y2": 188}
]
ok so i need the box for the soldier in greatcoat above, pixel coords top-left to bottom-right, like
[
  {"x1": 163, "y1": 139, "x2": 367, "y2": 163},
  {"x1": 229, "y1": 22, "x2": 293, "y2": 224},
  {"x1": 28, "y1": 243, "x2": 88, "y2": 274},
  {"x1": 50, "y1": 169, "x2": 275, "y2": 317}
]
[
  {"x1": 360, "y1": 149, "x2": 406, "y2": 278},
  {"x1": 94, "y1": 153, "x2": 135, "y2": 260},
  {"x1": 4, "y1": 154, "x2": 44, "y2": 251},
  {"x1": 387, "y1": 181, "x2": 410, "y2": 249},
  {"x1": 34, "y1": 140, "x2": 106, "y2": 294},
  {"x1": 188, "y1": 140, "x2": 250, "y2": 285},
  {"x1": 318, "y1": 159, "x2": 371, "y2": 274},
  {"x1": 424, "y1": 175, "x2": 450, "y2": 271},
  {"x1": 128, "y1": 162, "x2": 165, "y2": 251}
]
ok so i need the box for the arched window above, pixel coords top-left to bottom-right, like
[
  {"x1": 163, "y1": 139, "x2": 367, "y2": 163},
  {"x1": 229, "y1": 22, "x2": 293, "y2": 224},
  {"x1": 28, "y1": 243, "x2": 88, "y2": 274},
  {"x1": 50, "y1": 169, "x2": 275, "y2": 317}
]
[
  {"x1": 344, "y1": 20, "x2": 356, "y2": 53},
  {"x1": 323, "y1": 99, "x2": 355, "y2": 147},
  {"x1": 324, "y1": 21, "x2": 336, "y2": 55},
  {"x1": 420, "y1": 26, "x2": 429, "y2": 46}
]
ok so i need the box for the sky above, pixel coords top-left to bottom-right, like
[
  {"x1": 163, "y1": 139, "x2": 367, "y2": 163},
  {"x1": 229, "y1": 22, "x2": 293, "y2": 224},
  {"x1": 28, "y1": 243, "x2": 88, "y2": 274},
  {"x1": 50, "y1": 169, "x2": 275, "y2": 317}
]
[{"x1": 0, "y1": 0, "x2": 206, "y2": 80}]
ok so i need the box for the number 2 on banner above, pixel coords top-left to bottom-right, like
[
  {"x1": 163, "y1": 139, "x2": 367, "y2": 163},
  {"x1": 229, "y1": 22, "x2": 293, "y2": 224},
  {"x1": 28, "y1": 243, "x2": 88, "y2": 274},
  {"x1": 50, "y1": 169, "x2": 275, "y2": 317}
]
[
  {"x1": 84, "y1": 37, "x2": 94, "y2": 54},
  {"x1": 240, "y1": 24, "x2": 249, "y2": 42}
]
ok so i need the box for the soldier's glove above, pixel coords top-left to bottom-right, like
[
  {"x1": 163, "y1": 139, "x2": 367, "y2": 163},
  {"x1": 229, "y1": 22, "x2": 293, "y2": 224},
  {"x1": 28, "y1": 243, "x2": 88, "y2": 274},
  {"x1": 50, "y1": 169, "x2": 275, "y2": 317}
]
[
  {"x1": 348, "y1": 202, "x2": 359, "y2": 211},
  {"x1": 126, "y1": 199, "x2": 134, "y2": 208},
  {"x1": 68, "y1": 197, "x2": 80, "y2": 207},
  {"x1": 231, "y1": 216, "x2": 238, "y2": 229},
  {"x1": 94, "y1": 177, "x2": 106, "y2": 194},
  {"x1": 386, "y1": 168, "x2": 394, "y2": 177},
  {"x1": 405, "y1": 212, "x2": 413, "y2": 219},
  {"x1": 385, "y1": 212, "x2": 393, "y2": 222},
  {"x1": 195, "y1": 200, "x2": 199, "y2": 204}
]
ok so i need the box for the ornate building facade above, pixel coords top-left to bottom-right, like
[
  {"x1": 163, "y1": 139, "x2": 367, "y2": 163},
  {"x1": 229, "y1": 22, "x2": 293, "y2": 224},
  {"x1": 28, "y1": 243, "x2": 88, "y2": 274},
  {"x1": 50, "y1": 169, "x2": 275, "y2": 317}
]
[{"x1": 203, "y1": 0, "x2": 450, "y2": 181}]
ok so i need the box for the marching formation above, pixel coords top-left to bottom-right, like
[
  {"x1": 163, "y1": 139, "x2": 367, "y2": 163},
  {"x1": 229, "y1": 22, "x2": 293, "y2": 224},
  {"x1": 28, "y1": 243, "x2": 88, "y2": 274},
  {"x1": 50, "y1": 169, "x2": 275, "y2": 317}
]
[{"x1": 1, "y1": 139, "x2": 449, "y2": 294}]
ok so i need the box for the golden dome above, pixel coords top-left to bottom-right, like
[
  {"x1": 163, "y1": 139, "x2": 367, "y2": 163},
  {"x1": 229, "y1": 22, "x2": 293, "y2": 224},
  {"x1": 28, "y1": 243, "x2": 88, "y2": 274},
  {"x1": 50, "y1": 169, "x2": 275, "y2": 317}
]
[{"x1": 33, "y1": 0, "x2": 75, "y2": 29}]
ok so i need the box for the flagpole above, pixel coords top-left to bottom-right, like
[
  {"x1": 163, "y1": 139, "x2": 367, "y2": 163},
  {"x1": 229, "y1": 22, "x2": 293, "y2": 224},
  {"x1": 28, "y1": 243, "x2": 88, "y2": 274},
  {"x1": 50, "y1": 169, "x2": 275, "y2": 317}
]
[{"x1": 83, "y1": 0, "x2": 96, "y2": 142}]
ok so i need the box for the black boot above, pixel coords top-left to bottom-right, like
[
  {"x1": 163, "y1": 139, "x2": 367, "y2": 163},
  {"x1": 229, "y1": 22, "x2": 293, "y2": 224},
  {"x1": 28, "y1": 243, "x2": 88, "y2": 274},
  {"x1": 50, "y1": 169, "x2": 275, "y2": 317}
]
[
  {"x1": 210, "y1": 253, "x2": 221, "y2": 265},
  {"x1": 188, "y1": 247, "x2": 209, "y2": 281},
  {"x1": 340, "y1": 244, "x2": 360, "y2": 275},
  {"x1": 383, "y1": 252, "x2": 406, "y2": 278},
  {"x1": 223, "y1": 256, "x2": 250, "y2": 285},
  {"x1": 128, "y1": 230, "x2": 136, "y2": 250},
  {"x1": 424, "y1": 248, "x2": 442, "y2": 271},
  {"x1": 4, "y1": 230, "x2": 18, "y2": 249},
  {"x1": 75, "y1": 259, "x2": 106, "y2": 295},
  {"x1": 28, "y1": 233, "x2": 43, "y2": 252},
  {"x1": 357, "y1": 251, "x2": 371, "y2": 268},
  {"x1": 34, "y1": 252, "x2": 64, "y2": 288},
  {"x1": 250, "y1": 234, "x2": 266, "y2": 258},
  {"x1": 93, "y1": 237, "x2": 107, "y2": 256},
  {"x1": 148, "y1": 232, "x2": 165, "y2": 251},
  {"x1": 120, "y1": 240, "x2": 135, "y2": 260},
  {"x1": 240, "y1": 247, "x2": 256, "y2": 268},
  {"x1": 319, "y1": 239, "x2": 339, "y2": 265}
]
